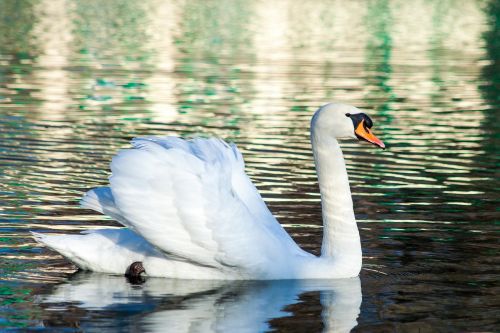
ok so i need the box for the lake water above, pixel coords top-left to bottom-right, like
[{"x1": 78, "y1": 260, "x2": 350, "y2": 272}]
[{"x1": 1, "y1": 0, "x2": 499, "y2": 331}]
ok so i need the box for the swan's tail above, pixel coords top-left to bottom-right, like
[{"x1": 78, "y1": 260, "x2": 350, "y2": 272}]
[
  {"x1": 30, "y1": 229, "x2": 156, "y2": 274},
  {"x1": 31, "y1": 231, "x2": 91, "y2": 269},
  {"x1": 31, "y1": 231, "x2": 46, "y2": 244}
]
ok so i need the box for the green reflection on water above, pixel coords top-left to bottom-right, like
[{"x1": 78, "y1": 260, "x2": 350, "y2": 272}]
[
  {"x1": 72, "y1": 1, "x2": 152, "y2": 62},
  {"x1": 0, "y1": 0, "x2": 499, "y2": 331},
  {"x1": 0, "y1": 1, "x2": 38, "y2": 56},
  {"x1": 364, "y1": 0, "x2": 394, "y2": 120},
  {"x1": 481, "y1": 0, "x2": 500, "y2": 160}
]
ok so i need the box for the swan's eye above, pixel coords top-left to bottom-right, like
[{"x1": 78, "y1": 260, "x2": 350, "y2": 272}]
[{"x1": 345, "y1": 113, "x2": 351, "y2": 117}]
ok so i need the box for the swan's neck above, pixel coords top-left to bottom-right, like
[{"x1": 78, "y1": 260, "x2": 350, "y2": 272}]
[{"x1": 311, "y1": 131, "x2": 361, "y2": 263}]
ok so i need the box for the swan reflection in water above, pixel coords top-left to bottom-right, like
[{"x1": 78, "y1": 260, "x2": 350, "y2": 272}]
[{"x1": 40, "y1": 273, "x2": 362, "y2": 332}]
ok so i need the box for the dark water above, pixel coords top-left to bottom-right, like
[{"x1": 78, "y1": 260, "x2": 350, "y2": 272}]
[{"x1": 1, "y1": 0, "x2": 499, "y2": 331}]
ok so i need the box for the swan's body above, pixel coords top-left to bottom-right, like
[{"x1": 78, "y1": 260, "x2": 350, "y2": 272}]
[{"x1": 33, "y1": 103, "x2": 384, "y2": 280}]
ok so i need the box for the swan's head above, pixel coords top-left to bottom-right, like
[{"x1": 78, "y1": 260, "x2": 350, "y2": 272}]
[{"x1": 311, "y1": 103, "x2": 385, "y2": 149}]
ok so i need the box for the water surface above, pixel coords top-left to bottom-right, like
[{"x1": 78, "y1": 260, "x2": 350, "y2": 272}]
[{"x1": 1, "y1": 0, "x2": 499, "y2": 331}]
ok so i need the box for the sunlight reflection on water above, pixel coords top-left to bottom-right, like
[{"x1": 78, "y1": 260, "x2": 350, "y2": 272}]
[
  {"x1": 0, "y1": 0, "x2": 499, "y2": 331},
  {"x1": 39, "y1": 274, "x2": 361, "y2": 332}
]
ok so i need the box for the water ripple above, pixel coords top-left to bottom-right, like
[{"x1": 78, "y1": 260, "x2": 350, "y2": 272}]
[{"x1": 0, "y1": 0, "x2": 499, "y2": 331}]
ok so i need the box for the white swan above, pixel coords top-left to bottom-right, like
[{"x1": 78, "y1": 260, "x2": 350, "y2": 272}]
[{"x1": 33, "y1": 103, "x2": 384, "y2": 280}]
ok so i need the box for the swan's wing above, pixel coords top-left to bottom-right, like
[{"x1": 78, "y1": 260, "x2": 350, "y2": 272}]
[
  {"x1": 103, "y1": 137, "x2": 305, "y2": 273},
  {"x1": 80, "y1": 187, "x2": 125, "y2": 223},
  {"x1": 147, "y1": 136, "x2": 304, "y2": 256}
]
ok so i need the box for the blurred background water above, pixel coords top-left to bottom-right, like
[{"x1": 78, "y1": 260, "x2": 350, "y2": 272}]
[{"x1": 0, "y1": 0, "x2": 499, "y2": 331}]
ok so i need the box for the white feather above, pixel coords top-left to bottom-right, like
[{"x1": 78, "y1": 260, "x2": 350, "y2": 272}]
[{"x1": 108, "y1": 137, "x2": 308, "y2": 274}]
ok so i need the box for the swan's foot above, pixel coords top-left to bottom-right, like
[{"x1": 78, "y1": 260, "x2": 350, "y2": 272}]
[{"x1": 125, "y1": 261, "x2": 146, "y2": 284}]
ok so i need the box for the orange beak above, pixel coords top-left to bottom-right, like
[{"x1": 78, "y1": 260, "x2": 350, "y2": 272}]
[{"x1": 355, "y1": 119, "x2": 385, "y2": 149}]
